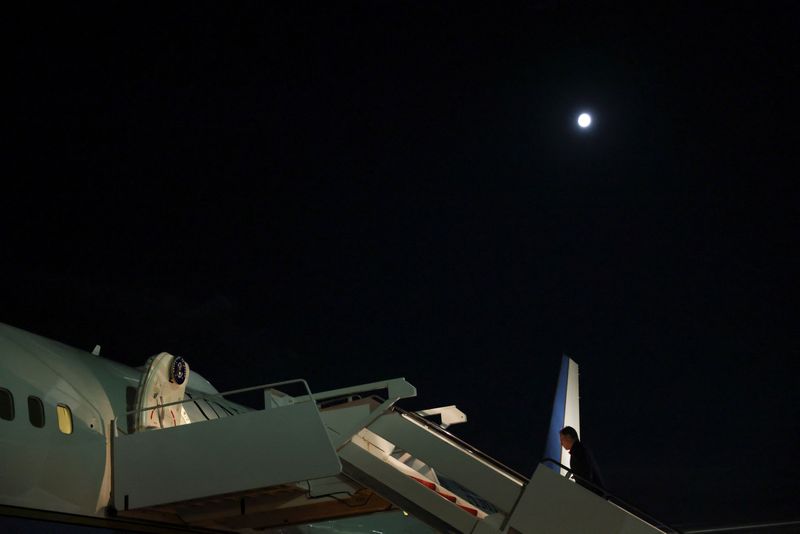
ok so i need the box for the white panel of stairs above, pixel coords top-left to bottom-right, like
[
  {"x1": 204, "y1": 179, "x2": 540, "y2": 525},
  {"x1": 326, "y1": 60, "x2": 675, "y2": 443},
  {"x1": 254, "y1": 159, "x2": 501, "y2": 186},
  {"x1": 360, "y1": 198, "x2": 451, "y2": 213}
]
[
  {"x1": 368, "y1": 411, "x2": 524, "y2": 514},
  {"x1": 319, "y1": 402, "x2": 373, "y2": 443},
  {"x1": 506, "y1": 465, "x2": 664, "y2": 533},
  {"x1": 339, "y1": 441, "x2": 479, "y2": 533},
  {"x1": 113, "y1": 401, "x2": 341, "y2": 510}
]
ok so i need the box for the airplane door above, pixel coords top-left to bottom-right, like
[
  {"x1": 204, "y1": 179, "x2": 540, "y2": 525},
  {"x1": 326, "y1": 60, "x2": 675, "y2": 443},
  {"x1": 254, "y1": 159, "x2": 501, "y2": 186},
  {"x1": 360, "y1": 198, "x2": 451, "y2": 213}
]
[{"x1": 134, "y1": 353, "x2": 191, "y2": 432}]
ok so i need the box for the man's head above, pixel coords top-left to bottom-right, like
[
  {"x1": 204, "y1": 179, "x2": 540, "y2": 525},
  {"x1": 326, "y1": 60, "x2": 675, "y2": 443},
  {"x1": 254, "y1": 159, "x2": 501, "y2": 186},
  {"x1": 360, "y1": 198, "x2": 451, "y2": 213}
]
[{"x1": 559, "y1": 426, "x2": 579, "y2": 451}]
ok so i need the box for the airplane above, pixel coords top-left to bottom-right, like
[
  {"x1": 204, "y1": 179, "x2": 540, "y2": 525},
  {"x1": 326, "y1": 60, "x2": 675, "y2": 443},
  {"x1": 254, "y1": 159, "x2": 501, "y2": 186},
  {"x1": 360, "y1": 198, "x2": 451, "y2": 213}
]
[{"x1": 0, "y1": 321, "x2": 680, "y2": 533}]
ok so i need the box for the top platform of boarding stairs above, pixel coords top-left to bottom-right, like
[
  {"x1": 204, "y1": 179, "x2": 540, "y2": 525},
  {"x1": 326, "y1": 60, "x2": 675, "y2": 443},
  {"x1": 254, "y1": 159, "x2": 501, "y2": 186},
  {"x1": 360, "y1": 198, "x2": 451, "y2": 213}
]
[{"x1": 112, "y1": 378, "x2": 678, "y2": 533}]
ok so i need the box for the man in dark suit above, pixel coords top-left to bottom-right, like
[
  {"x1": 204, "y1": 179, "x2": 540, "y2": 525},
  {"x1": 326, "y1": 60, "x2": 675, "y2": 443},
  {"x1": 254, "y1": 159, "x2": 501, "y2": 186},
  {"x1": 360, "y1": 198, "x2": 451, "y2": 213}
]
[{"x1": 559, "y1": 426, "x2": 605, "y2": 492}]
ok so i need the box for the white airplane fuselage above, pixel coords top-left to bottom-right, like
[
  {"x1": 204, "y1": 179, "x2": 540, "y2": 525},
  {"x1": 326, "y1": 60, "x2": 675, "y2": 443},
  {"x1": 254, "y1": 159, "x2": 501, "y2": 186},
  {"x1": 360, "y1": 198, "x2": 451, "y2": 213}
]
[{"x1": 0, "y1": 322, "x2": 215, "y2": 517}]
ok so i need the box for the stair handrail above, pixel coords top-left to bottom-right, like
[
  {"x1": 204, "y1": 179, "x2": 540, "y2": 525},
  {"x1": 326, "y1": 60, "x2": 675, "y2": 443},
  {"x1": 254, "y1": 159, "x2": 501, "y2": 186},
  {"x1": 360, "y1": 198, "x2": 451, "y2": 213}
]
[
  {"x1": 395, "y1": 406, "x2": 529, "y2": 484},
  {"x1": 310, "y1": 379, "x2": 418, "y2": 449},
  {"x1": 123, "y1": 378, "x2": 313, "y2": 417},
  {"x1": 540, "y1": 458, "x2": 684, "y2": 534}
]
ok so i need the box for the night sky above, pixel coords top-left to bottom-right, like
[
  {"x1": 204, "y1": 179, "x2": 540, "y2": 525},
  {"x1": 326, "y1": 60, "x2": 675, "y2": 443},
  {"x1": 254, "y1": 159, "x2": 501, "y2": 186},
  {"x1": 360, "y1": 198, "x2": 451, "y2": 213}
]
[{"x1": 4, "y1": 3, "x2": 798, "y2": 530}]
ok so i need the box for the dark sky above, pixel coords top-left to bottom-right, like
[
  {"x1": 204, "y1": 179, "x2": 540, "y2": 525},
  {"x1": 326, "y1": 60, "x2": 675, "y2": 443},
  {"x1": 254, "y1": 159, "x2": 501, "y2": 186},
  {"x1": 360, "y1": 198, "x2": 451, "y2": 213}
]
[{"x1": 4, "y1": 2, "x2": 798, "y2": 529}]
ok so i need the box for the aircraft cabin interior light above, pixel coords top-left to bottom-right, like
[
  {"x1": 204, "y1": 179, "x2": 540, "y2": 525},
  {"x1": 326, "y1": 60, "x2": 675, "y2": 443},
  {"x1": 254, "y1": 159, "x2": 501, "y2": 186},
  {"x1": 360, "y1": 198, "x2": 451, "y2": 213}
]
[{"x1": 57, "y1": 404, "x2": 73, "y2": 434}]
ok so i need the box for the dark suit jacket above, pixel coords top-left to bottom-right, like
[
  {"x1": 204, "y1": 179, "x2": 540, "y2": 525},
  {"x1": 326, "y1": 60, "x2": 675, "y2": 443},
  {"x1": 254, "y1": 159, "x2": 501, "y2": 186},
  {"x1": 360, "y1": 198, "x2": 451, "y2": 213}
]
[{"x1": 569, "y1": 441, "x2": 605, "y2": 491}]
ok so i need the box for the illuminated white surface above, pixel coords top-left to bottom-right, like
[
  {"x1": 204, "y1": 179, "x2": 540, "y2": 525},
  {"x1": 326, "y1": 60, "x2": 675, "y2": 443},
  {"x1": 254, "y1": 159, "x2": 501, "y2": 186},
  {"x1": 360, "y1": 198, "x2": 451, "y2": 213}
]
[
  {"x1": 561, "y1": 358, "x2": 580, "y2": 475},
  {"x1": 578, "y1": 113, "x2": 592, "y2": 128}
]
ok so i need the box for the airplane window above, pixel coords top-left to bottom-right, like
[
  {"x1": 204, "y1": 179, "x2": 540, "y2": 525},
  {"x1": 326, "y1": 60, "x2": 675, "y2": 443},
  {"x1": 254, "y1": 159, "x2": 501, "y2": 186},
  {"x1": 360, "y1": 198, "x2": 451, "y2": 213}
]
[
  {"x1": 57, "y1": 404, "x2": 73, "y2": 434},
  {"x1": 0, "y1": 388, "x2": 14, "y2": 420},
  {"x1": 28, "y1": 396, "x2": 45, "y2": 428}
]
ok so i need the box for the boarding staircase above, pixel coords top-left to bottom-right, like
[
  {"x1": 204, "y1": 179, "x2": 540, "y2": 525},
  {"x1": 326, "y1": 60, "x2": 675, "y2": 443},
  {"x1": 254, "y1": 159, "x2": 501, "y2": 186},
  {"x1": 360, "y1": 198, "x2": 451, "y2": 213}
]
[{"x1": 111, "y1": 377, "x2": 675, "y2": 533}]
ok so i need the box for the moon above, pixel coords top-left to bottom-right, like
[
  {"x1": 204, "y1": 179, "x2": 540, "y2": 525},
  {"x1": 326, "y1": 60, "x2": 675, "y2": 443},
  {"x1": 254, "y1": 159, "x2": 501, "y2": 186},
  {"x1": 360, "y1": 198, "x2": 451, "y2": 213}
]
[{"x1": 577, "y1": 113, "x2": 592, "y2": 128}]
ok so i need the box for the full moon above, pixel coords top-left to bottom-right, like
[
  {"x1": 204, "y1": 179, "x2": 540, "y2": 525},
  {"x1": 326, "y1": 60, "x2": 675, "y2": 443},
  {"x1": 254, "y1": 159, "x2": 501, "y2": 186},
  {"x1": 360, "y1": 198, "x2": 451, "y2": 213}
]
[{"x1": 577, "y1": 113, "x2": 592, "y2": 128}]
